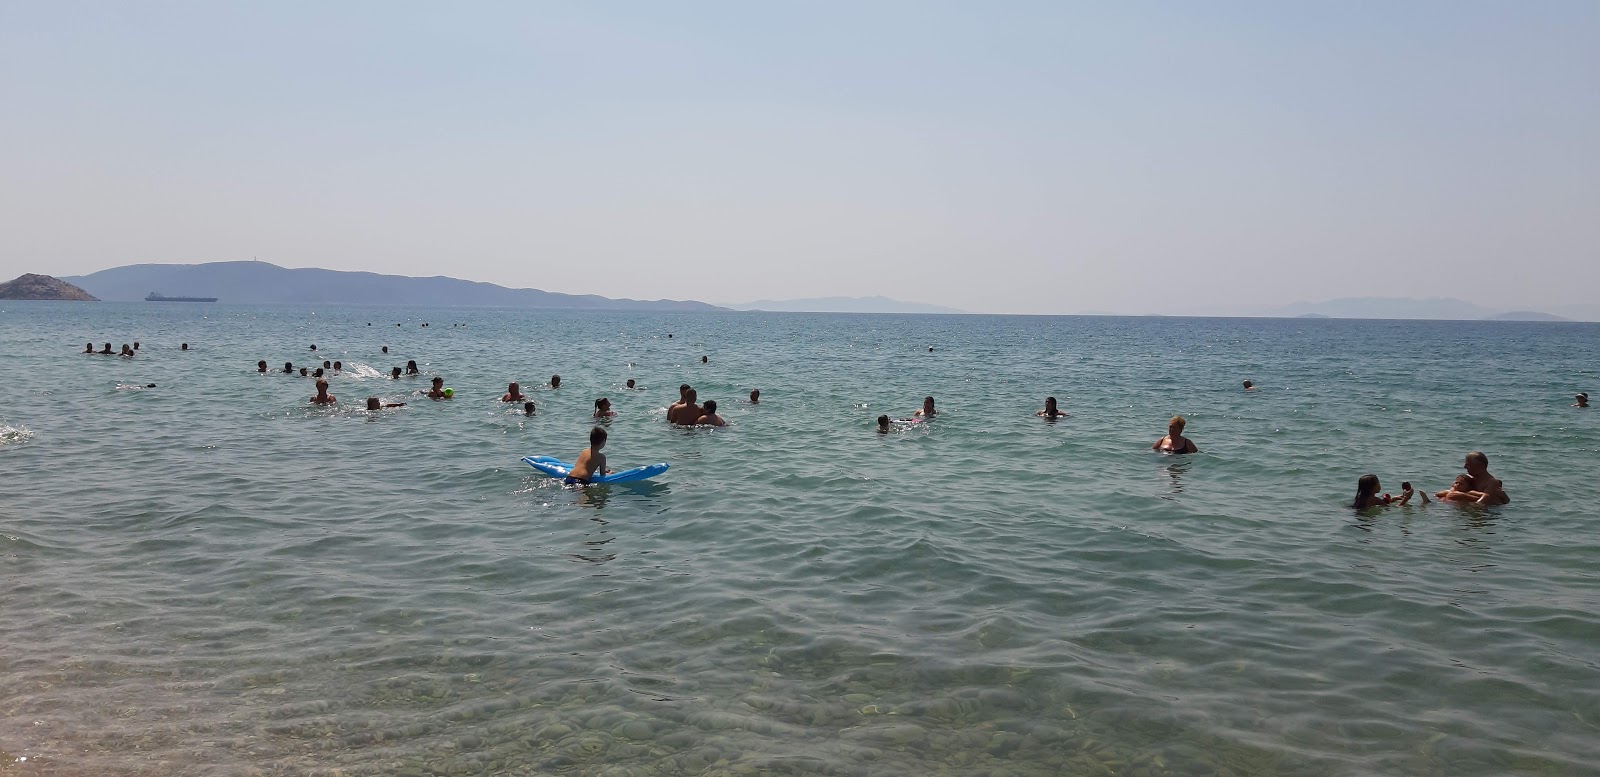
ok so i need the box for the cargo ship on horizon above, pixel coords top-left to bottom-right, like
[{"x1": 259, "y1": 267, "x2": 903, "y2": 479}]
[{"x1": 145, "y1": 292, "x2": 218, "y2": 302}]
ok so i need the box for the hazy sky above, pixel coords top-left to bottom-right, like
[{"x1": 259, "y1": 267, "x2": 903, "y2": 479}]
[{"x1": 2, "y1": 1, "x2": 1596, "y2": 314}]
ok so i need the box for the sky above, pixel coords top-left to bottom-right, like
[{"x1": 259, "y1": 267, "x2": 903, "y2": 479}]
[{"x1": 1, "y1": 1, "x2": 1596, "y2": 315}]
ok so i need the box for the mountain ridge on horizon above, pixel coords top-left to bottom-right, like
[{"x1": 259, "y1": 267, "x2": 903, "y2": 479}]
[
  {"x1": 729, "y1": 296, "x2": 966, "y2": 314},
  {"x1": 62, "y1": 261, "x2": 725, "y2": 311}
]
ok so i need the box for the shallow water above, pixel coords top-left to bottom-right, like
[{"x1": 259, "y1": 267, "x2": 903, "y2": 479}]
[{"x1": 2, "y1": 303, "x2": 1598, "y2": 776}]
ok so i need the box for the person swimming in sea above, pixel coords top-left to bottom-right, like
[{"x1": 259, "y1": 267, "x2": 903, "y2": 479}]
[
  {"x1": 566, "y1": 426, "x2": 611, "y2": 484},
  {"x1": 1434, "y1": 451, "x2": 1510, "y2": 505},
  {"x1": 749, "y1": 388, "x2": 760, "y2": 404},
  {"x1": 523, "y1": 401, "x2": 536, "y2": 416},
  {"x1": 1576, "y1": 393, "x2": 1589, "y2": 408},
  {"x1": 83, "y1": 342, "x2": 94, "y2": 354},
  {"x1": 502, "y1": 382, "x2": 526, "y2": 402},
  {"x1": 594, "y1": 397, "x2": 616, "y2": 418},
  {"x1": 877, "y1": 415, "x2": 891, "y2": 433},
  {"x1": 670, "y1": 388, "x2": 703, "y2": 425},
  {"x1": 1037, "y1": 396, "x2": 1066, "y2": 419},
  {"x1": 406, "y1": 360, "x2": 420, "y2": 376},
  {"x1": 282, "y1": 361, "x2": 294, "y2": 374},
  {"x1": 365, "y1": 396, "x2": 405, "y2": 410},
  {"x1": 311, "y1": 379, "x2": 336, "y2": 405},
  {"x1": 1153, "y1": 416, "x2": 1199, "y2": 454},
  {"x1": 1352, "y1": 474, "x2": 1426, "y2": 509},
  {"x1": 381, "y1": 346, "x2": 389, "y2": 354},
  {"x1": 257, "y1": 360, "x2": 268, "y2": 373},
  {"x1": 701, "y1": 355, "x2": 708, "y2": 364},
  {"x1": 99, "y1": 342, "x2": 114, "y2": 354},
  {"x1": 322, "y1": 360, "x2": 331, "y2": 369},
  {"x1": 668, "y1": 384, "x2": 691, "y2": 422},
  {"x1": 1243, "y1": 380, "x2": 1256, "y2": 390},
  {"x1": 299, "y1": 367, "x2": 309, "y2": 377},
  {"x1": 119, "y1": 344, "x2": 135, "y2": 358},
  {"x1": 549, "y1": 374, "x2": 561, "y2": 389},
  {"x1": 333, "y1": 361, "x2": 342, "y2": 372},
  {"x1": 313, "y1": 368, "x2": 325, "y2": 379},
  {"x1": 425, "y1": 376, "x2": 450, "y2": 400},
  {"x1": 913, "y1": 396, "x2": 936, "y2": 418},
  {"x1": 697, "y1": 400, "x2": 726, "y2": 426},
  {"x1": 181, "y1": 343, "x2": 189, "y2": 351},
  {"x1": 390, "y1": 367, "x2": 402, "y2": 379},
  {"x1": 626, "y1": 378, "x2": 637, "y2": 390}
]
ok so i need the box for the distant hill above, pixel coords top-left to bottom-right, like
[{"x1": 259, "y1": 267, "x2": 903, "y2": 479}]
[
  {"x1": 731, "y1": 296, "x2": 965, "y2": 314},
  {"x1": 1485, "y1": 310, "x2": 1569, "y2": 322},
  {"x1": 0, "y1": 273, "x2": 98, "y2": 301},
  {"x1": 63, "y1": 262, "x2": 723, "y2": 311},
  {"x1": 1278, "y1": 297, "x2": 1496, "y2": 321}
]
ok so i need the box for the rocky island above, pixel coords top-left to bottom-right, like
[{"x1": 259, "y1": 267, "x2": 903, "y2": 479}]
[{"x1": 0, "y1": 273, "x2": 99, "y2": 301}]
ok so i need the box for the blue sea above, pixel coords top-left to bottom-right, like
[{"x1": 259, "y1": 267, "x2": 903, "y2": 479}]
[{"x1": 2, "y1": 303, "x2": 1597, "y2": 776}]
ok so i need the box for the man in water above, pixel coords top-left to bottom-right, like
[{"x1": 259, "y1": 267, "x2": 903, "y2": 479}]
[
  {"x1": 311, "y1": 379, "x2": 336, "y2": 405},
  {"x1": 99, "y1": 343, "x2": 114, "y2": 354},
  {"x1": 913, "y1": 396, "x2": 936, "y2": 418},
  {"x1": 671, "y1": 388, "x2": 703, "y2": 425},
  {"x1": 1435, "y1": 451, "x2": 1510, "y2": 505},
  {"x1": 282, "y1": 361, "x2": 294, "y2": 373},
  {"x1": 390, "y1": 367, "x2": 402, "y2": 379},
  {"x1": 1576, "y1": 393, "x2": 1590, "y2": 408},
  {"x1": 877, "y1": 415, "x2": 891, "y2": 433},
  {"x1": 1243, "y1": 380, "x2": 1255, "y2": 390},
  {"x1": 425, "y1": 376, "x2": 450, "y2": 400},
  {"x1": 181, "y1": 343, "x2": 189, "y2": 351},
  {"x1": 1037, "y1": 396, "x2": 1066, "y2": 419},
  {"x1": 667, "y1": 384, "x2": 690, "y2": 422},
  {"x1": 697, "y1": 400, "x2": 726, "y2": 426},
  {"x1": 257, "y1": 361, "x2": 268, "y2": 373},
  {"x1": 333, "y1": 361, "x2": 342, "y2": 372},
  {"x1": 365, "y1": 396, "x2": 405, "y2": 410},
  {"x1": 549, "y1": 374, "x2": 561, "y2": 389},
  {"x1": 382, "y1": 346, "x2": 389, "y2": 354},
  {"x1": 523, "y1": 401, "x2": 536, "y2": 416},
  {"x1": 299, "y1": 367, "x2": 309, "y2": 377},
  {"x1": 626, "y1": 379, "x2": 636, "y2": 390},
  {"x1": 749, "y1": 388, "x2": 760, "y2": 404},
  {"x1": 502, "y1": 382, "x2": 525, "y2": 402},
  {"x1": 119, "y1": 344, "x2": 135, "y2": 357},
  {"x1": 83, "y1": 342, "x2": 94, "y2": 353},
  {"x1": 566, "y1": 426, "x2": 610, "y2": 484}
]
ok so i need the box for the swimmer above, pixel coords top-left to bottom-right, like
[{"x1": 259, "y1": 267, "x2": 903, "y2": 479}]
[
  {"x1": 668, "y1": 384, "x2": 691, "y2": 422},
  {"x1": 333, "y1": 361, "x2": 342, "y2": 372},
  {"x1": 310, "y1": 344, "x2": 317, "y2": 351},
  {"x1": 550, "y1": 374, "x2": 561, "y2": 389},
  {"x1": 701, "y1": 355, "x2": 708, "y2": 364},
  {"x1": 390, "y1": 367, "x2": 402, "y2": 379},
  {"x1": 671, "y1": 388, "x2": 703, "y2": 425},
  {"x1": 100, "y1": 342, "x2": 114, "y2": 354},
  {"x1": 381, "y1": 346, "x2": 389, "y2": 354},
  {"x1": 1153, "y1": 416, "x2": 1199, "y2": 454},
  {"x1": 257, "y1": 360, "x2": 268, "y2": 373},
  {"x1": 697, "y1": 400, "x2": 725, "y2": 426},
  {"x1": 83, "y1": 342, "x2": 94, "y2": 354},
  {"x1": 299, "y1": 367, "x2": 309, "y2": 377},
  {"x1": 133, "y1": 341, "x2": 140, "y2": 350},
  {"x1": 594, "y1": 397, "x2": 616, "y2": 418},
  {"x1": 1243, "y1": 380, "x2": 1255, "y2": 391},
  {"x1": 310, "y1": 379, "x2": 336, "y2": 405},
  {"x1": 749, "y1": 388, "x2": 760, "y2": 404},
  {"x1": 323, "y1": 360, "x2": 331, "y2": 369},
  {"x1": 181, "y1": 343, "x2": 189, "y2": 351},
  {"x1": 282, "y1": 361, "x2": 294, "y2": 374},
  {"x1": 406, "y1": 360, "x2": 420, "y2": 375},
  {"x1": 116, "y1": 383, "x2": 158, "y2": 390},
  {"x1": 566, "y1": 426, "x2": 611, "y2": 484},
  {"x1": 523, "y1": 401, "x2": 536, "y2": 416},
  {"x1": 365, "y1": 396, "x2": 405, "y2": 410},
  {"x1": 425, "y1": 376, "x2": 450, "y2": 400},
  {"x1": 877, "y1": 414, "x2": 890, "y2": 433},
  {"x1": 119, "y1": 344, "x2": 135, "y2": 357},
  {"x1": 313, "y1": 368, "x2": 325, "y2": 378},
  {"x1": 1037, "y1": 396, "x2": 1066, "y2": 419},
  {"x1": 913, "y1": 396, "x2": 936, "y2": 418},
  {"x1": 1434, "y1": 452, "x2": 1510, "y2": 505},
  {"x1": 502, "y1": 382, "x2": 525, "y2": 402},
  {"x1": 1352, "y1": 475, "x2": 1424, "y2": 509},
  {"x1": 1576, "y1": 393, "x2": 1589, "y2": 408},
  {"x1": 626, "y1": 379, "x2": 636, "y2": 390}
]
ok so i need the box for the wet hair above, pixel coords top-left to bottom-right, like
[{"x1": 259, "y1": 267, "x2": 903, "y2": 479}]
[
  {"x1": 685, "y1": 388, "x2": 697, "y2": 402},
  {"x1": 679, "y1": 383, "x2": 691, "y2": 397},
  {"x1": 86, "y1": 342, "x2": 94, "y2": 351},
  {"x1": 323, "y1": 360, "x2": 331, "y2": 368},
  {"x1": 1466, "y1": 451, "x2": 1488, "y2": 468},
  {"x1": 1354, "y1": 474, "x2": 1380, "y2": 509},
  {"x1": 701, "y1": 355, "x2": 708, "y2": 363},
  {"x1": 550, "y1": 374, "x2": 560, "y2": 386},
  {"x1": 524, "y1": 401, "x2": 536, "y2": 415},
  {"x1": 133, "y1": 341, "x2": 140, "y2": 349},
  {"x1": 407, "y1": 360, "x2": 419, "y2": 373},
  {"x1": 701, "y1": 400, "x2": 717, "y2": 415},
  {"x1": 313, "y1": 368, "x2": 324, "y2": 378},
  {"x1": 509, "y1": 382, "x2": 521, "y2": 393},
  {"x1": 924, "y1": 396, "x2": 935, "y2": 404},
  {"x1": 750, "y1": 388, "x2": 760, "y2": 400},
  {"x1": 1243, "y1": 380, "x2": 1254, "y2": 388},
  {"x1": 366, "y1": 397, "x2": 380, "y2": 410},
  {"x1": 391, "y1": 367, "x2": 401, "y2": 378},
  {"x1": 299, "y1": 368, "x2": 308, "y2": 376},
  {"x1": 181, "y1": 343, "x2": 189, "y2": 350},
  {"x1": 310, "y1": 344, "x2": 317, "y2": 350},
  {"x1": 1169, "y1": 415, "x2": 1187, "y2": 431},
  {"x1": 258, "y1": 360, "x2": 268, "y2": 370},
  {"x1": 432, "y1": 376, "x2": 444, "y2": 384},
  {"x1": 590, "y1": 426, "x2": 607, "y2": 446},
  {"x1": 1046, "y1": 396, "x2": 1057, "y2": 406},
  {"x1": 594, "y1": 397, "x2": 609, "y2": 411},
  {"x1": 626, "y1": 379, "x2": 636, "y2": 388},
  {"x1": 316, "y1": 379, "x2": 329, "y2": 390},
  {"x1": 382, "y1": 346, "x2": 389, "y2": 353},
  {"x1": 877, "y1": 414, "x2": 890, "y2": 428},
  {"x1": 333, "y1": 361, "x2": 342, "y2": 370},
  {"x1": 103, "y1": 343, "x2": 113, "y2": 350},
  {"x1": 284, "y1": 362, "x2": 293, "y2": 371}
]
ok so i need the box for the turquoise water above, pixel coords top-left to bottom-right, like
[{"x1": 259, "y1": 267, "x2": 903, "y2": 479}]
[{"x1": 2, "y1": 303, "x2": 1597, "y2": 776}]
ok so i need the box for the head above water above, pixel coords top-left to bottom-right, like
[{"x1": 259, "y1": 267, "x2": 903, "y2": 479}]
[
  {"x1": 258, "y1": 360, "x2": 268, "y2": 371},
  {"x1": 509, "y1": 382, "x2": 521, "y2": 394},
  {"x1": 702, "y1": 400, "x2": 717, "y2": 415},
  {"x1": 432, "y1": 376, "x2": 444, "y2": 386},
  {"x1": 1169, "y1": 416, "x2": 1187, "y2": 433},
  {"x1": 313, "y1": 368, "x2": 324, "y2": 378},
  {"x1": 323, "y1": 360, "x2": 331, "y2": 369},
  {"x1": 382, "y1": 346, "x2": 389, "y2": 353},
  {"x1": 1354, "y1": 474, "x2": 1381, "y2": 508},
  {"x1": 333, "y1": 361, "x2": 342, "y2": 370},
  {"x1": 1045, "y1": 396, "x2": 1058, "y2": 411},
  {"x1": 686, "y1": 388, "x2": 698, "y2": 403},
  {"x1": 1464, "y1": 451, "x2": 1489, "y2": 473},
  {"x1": 524, "y1": 401, "x2": 536, "y2": 415},
  {"x1": 595, "y1": 397, "x2": 610, "y2": 411},
  {"x1": 181, "y1": 343, "x2": 189, "y2": 350},
  {"x1": 679, "y1": 384, "x2": 691, "y2": 399},
  {"x1": 299, "y1": 367, "x2": 308, "y2": 376},
  {"x1": 1243, "y1": 380, "x2": 1254, "y2": 389},
  {"x1": 923, "y1": 396, "x2": 935, "y2": 412},
  {"x1": 626, "y1": 378, "x2": 636, "y2": 389},
  {"x1": 309, "y1": 344, "x2": 316, "y2": 351},
  {"x1": 407, "y1": 360, "x2": 418, "y2": 373},
  {"x1": 366, "y1": 396, "x2": 380, "y2": 410},
  {"x1": 315, "y1": 379, "x2": 329, "y2": 391},
  {"x1": 391, "y1": 367, "x2": 401, "y2": 378},
  {"x1": 750, "y1": 388, "x2": 760, "y2": 401},
  {"x1": 878, "y1": 414, "x2": 890, "y2": 429},
  {"x1": 550, "y1": 374, "x2": 561, "y2": 388},
  {"x1": 701, "y1": 355, "x2": 708, "y2": 363},
  {"x1": 590, "y1": 426, "x2": 607, "y2": 447}
]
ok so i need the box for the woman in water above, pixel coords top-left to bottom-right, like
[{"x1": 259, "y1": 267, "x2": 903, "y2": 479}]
[
  {"x1": 406, "y1": 360, "x2": 420, "y2": 376},
  {"x1": 1152, "y1": 416, "x2": 1199, "y2": 454},
  {"x1": 1353, "y1": 475, "x2": 1425, "y2": 509},
  {"x1": 913, "y1": 396, "x2": 936, "y2": 418},
  {"x1": 1037, "y1": 396, "x2": 1066, "y2": 419},
  {"x1": 593, "y1": 397, "x2": 616, "y2": 418}
]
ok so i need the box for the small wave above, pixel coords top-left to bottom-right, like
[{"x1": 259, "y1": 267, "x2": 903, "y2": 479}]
[{"x1": 0, "y1": 424, "x2": 34, "y2": 445}]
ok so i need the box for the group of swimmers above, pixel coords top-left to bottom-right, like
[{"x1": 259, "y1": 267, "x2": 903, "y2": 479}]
[{"x1": 84, "y1": 340, "x2": 189, "y2": 357}]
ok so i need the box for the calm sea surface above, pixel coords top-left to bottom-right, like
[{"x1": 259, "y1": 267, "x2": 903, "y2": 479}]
[{"x1": 2, "y1": 303, "x2": 1597, "y2": 777}]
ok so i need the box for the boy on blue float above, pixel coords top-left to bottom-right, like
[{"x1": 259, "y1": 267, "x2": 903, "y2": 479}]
[{"x1": 566, "y1": 427, "x2": 612, "y2": 484}]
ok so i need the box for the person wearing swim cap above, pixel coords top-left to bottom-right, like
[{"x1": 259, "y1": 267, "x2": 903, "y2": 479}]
[
  {"x1": 913, "y1": 396, "x2": 936, "y2": 418},
  {"x1": 1037, "y1": 396, "x2": 1066, "y2": 419},
  {"x1": 502, "y1": 382, "x2": 525, "y2": 402},
  {"x1": 1153, "y1": 416, "x2": 1199, "y2": 454},
  {"x1": 1576, "y1": 393, "x2": 1590, "y2": 408},
  {"x1": 566, "y1": 427, "x2": 611, "y2": 484},
  {"x1": 696, "y1": 400, "x2": 726, "y2": 426},
  {"x1": 1435, "y1": 451, "x2": 1510, "y2": 505},
  {"x1": 425, "y1": 376, "x2": 451, "y2": 400},
  {"x1": 310, "y1": 379, "x2": 336, "y2": 405}
]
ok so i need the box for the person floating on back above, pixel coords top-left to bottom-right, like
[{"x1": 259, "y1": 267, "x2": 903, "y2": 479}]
[
  {"x1": 502, "y1": 382, "x2": 525, "y2": 402},
  {"x1": 913, "y1": 396, "x2": 936, "y2": 418},
  {"x1": 311, "y1": 379, "x2": 336, "y2": 405},
  {"x1": 1037, "y1": 396, "x2": 1066, "y2": 419},
  {"x1": 697, "y1": 400, "x2": 725, "y2": 426},
  {"x1": 594, "y1": 397, "x2": 616, "y2": 418},
  {"x1": 1153, "y1": 416, "x2": 1198, "y2": 454},
  {"x1": 1434, "y1": 451, "x2": 1510, "y2": 505},
  {"x1": 566, "y1": 426, "x2": 611, "y2": 485}
]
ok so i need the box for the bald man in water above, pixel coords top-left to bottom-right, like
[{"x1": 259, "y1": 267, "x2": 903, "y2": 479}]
[{"x1": 1435, "y1": 451, "x2": 1509, "y2": 505}]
